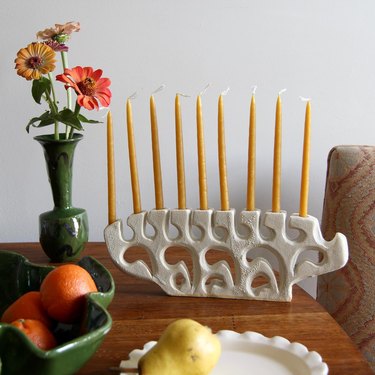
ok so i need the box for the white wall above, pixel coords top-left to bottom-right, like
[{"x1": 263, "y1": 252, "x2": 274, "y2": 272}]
[{"x1": 1, "y1": 0, "x2": 374, "y2": 296}]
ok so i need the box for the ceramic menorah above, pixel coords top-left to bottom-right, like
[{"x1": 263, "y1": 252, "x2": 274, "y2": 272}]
[{"x1": 104, "y1": 208, "x2": 348, "y2": 302}]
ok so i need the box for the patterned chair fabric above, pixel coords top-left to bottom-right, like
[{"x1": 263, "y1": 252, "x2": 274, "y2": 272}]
[{"x1": 317, "y1": 145, "x2": 375, "y2": 370}]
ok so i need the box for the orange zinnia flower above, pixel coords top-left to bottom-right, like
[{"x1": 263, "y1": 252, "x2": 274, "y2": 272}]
[
  {"x1": 56, "y1": 66, "x2": 111, "y2": 110},
  {"x1": 15, "y1": 43, "x2": 56, "y2": 81}
]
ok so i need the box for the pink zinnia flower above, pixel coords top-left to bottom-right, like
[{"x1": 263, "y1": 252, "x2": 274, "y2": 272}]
[
  {"x1": 44, "y1": 40, "x2": 69, "y2": 52},
  {"x1": 36, "y1": 21, "x2": 80, "y2": 42},
  {"x1": 56, "y1": 66, "x2": 111, "y2": 110}
]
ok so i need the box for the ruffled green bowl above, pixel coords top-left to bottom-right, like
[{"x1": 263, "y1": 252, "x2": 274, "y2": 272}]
[{"x1": 0, "y1": 251, "x2": 115, "y2": 375}]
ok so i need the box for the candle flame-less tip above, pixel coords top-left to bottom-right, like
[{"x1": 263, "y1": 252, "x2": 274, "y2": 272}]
[
  {"x1": 251, "y1": 85, "x2": 258, "y2": 95},
  {"x1": 278, "y1": 88, "x2": 287, "y2": 96},
  {"x1": 199, "y1": 83, "x2": 211, "y2": 96},
  {"x1": 101, "y1": 109, "x2": 111, "y2": 119},
  {"x1": 299, "y1": 96, "x2": 311, "y2": 102},
  {"x1": 152, "y1": 84, "x2": 166, "y2": 95},
  {"x1": 177, "y1": 92, "x2": 191, "y2": 98},
  {"x1": 128, "y1": 92, "x2": 137, "y2": 101},
  {"x1": 221, "y1": 87, "x2": 230, "y2": 96}
]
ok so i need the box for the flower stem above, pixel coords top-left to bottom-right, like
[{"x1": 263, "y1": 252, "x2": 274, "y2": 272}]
[
  {"x1": 54, "y1": 120, "x2": 59, "y2": 139},
  {"x1": 68, "y1": 102, "x2": 81, "y2": 139},
  {"x1": 61, "y1": 51, "x2": 73, "y2": 139},
  {"x1": 46, "y1": 74, "x2": 59, "y2": 140},
  {"x1": 74, "y1": 102, "x2": 80, "y2": 115},
  {"x1": 48, "y1": 73, "x2": 58, "y2": 104}
]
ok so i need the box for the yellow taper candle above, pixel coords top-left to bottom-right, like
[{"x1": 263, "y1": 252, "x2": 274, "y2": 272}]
[
  {"x1": 175, "y1": 94, "x2": 186, "y2": 209},
  {"x1": 107, "y1": 110, "x2": 116, "y2": 224},
  {"x1": 218, "y1": 94, "x2": 230, "y2": 210},
  {"x1": 196, "y1": 95, "x2": 208, "y2": 210},
  {"x1": 299, "y1": 100, "x2": 311, "y2": 217},
  {"x1": 126, "y1": 98, "x2": 142, "y2": 214},
  {"x1": 246, "y1": 94, "x2": 256, "y2": 211},
  {"x1": 272, "y1": 95, "x2": 282, "y2": 212},
  {"x1": 150, "y1": 95, "x2": 164, "y2": 209}
]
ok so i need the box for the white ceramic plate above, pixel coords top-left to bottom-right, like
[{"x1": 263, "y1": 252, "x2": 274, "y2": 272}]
[{"x1": 120, "y1": 330, "x2": 328, "y2": 375}]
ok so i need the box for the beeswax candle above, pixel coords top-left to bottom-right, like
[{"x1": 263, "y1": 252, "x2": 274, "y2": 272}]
[
  {"x1": 218, "y1": 94, "x2": 229, "y2": 211},
  {"x1": 150, "y1": 95, "x2": 164, "y2": 209},
  {"x1": 175, "y1": 94, "x2": 186, "y2": 209},
  {"x1": 272, "y1": 95, "x2": 282, "y2": 212},
  {"x1": 196, "y1": 95, "x2": 208, "y2": 210},
  {"x1": 299, "y1": 100, "x2": 311, "y2": 217},
  {"x1": 126, "y1": 98, "x2": 142, "y2": 214},
  {"x1": 107, "y1": 110, "x2": 116, "y2": 224},
  {"x1": 246, "y1": 94, "x2": 256, "y2": 211}
]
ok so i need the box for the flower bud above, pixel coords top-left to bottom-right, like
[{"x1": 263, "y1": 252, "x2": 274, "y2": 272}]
[{"x1": 54, "y1": 34, "x2": 70, "y2": 44}]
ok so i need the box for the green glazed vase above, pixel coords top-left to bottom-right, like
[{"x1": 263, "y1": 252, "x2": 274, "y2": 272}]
[{"x1": 34, "y1": 133, "x2": 89, "y2": 262}]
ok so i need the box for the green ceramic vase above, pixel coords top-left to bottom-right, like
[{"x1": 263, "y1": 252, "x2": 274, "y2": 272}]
[{"x1": 35, "y1": 133, "x2": 89, "y2": 262}]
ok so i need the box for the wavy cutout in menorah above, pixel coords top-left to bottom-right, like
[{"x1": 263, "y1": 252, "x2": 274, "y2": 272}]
[{"x1": 104, "y1": 208, "x2": 348, "y2": 302}]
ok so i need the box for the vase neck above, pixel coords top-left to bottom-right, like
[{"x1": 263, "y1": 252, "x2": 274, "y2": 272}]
[{"x1": 35, "y1": 134, "x2": 83, "y2": 210}]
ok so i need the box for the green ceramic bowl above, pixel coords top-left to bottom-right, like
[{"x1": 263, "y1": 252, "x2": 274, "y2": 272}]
[{"x1": 0, "y1": 251, "x2": 115, "y2": 375}]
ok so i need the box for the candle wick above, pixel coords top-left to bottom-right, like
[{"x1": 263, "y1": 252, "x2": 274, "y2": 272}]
[
  {"x1": 177, "y1": 92, "x2": 191, "y2": 98},
  {"x1": 279, "y1": 88, "x2": 287, "y2": 96},
  {"x1": 152, "y1": 84, "x2": 166, "y2": 95},
  {"x1": 299, "y1": 96, "x2": 311, "y2": 102},
  {"x1": 221, "y1": 87, "x2": 230, "y2": 96},
  {"x1": 128, "y1": 91, "x2": 137, "y2": 101},
  {"x1": 199, "y1": 83, "x2": 211, "y2": 96},
  {"x1": 251, "y1": 85, "x2": 258, "y2": 95}
]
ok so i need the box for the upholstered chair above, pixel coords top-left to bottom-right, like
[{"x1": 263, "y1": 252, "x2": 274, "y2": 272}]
[{"x1": 317, "y1": 145, "x2": 375, "y2": 370}]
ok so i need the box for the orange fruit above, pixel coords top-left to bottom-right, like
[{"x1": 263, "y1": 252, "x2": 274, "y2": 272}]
[
  {"x1": 40, "y1": 264, "x2": 98, "y2": 323},
  {"x1": 1, "y1": 291, "x2": 53, "y2": 328},
  {"x1": 11, "y1": 318, "x2": 57, "y2": 350}
]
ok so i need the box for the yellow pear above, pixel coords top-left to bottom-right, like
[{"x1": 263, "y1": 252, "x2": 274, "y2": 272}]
[{"x1": 138, "y1": 318, "x2": 221, "y2": 375}]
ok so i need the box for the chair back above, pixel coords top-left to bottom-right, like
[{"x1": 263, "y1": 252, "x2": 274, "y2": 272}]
[{"x1": 317, "y1": 145, "x2": 375, "y2": 369}]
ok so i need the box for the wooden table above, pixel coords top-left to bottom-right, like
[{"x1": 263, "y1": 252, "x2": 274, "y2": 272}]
[{"x1": 0, "y1": 243, "x2": 372, "y2": 375}]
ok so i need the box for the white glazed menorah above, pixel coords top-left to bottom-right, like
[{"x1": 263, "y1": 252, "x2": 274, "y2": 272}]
[{"x1": 104, "y1": 208, "x2": 348, "y2": 302}]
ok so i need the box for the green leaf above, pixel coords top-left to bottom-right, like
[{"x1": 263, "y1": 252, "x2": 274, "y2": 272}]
[
  {"x1": 78, "y1": 114, "x2": 102, "y2": 124},
  {"x1": 31, "y1": 77, "x2": 51, "y2": 104},
  {"x1": 26, "y1": 117, "x2": 43, "y2": 133},
  {"x1": 26, "y1": 111, "x2": 55, "y2": 133},
  {"x1": 57, "y1": 109, "x2": 84, "y2": 131},
  {"x1": 38, "y1": 118, "x2": 55, "y2": 127}
]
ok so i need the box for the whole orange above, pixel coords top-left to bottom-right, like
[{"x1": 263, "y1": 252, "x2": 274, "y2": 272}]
[
  {"x1": 40, "y1": 264, "x2": 98, "y2": 324},
  {"x1": 1, "y1": 291, "x2": 53, "y2": 328},
  {"x1": 11, "y1": 318, "x2": 57, "y2": 350}
]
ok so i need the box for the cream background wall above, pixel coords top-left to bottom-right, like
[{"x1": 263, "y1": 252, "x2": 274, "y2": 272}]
[{"x1": 1, "y1": 0, "x2": 374, "y2": 296}]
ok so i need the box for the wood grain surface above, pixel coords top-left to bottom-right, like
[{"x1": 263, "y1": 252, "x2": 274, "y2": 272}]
[{"x1": 0, "y1": 242, "x2": 372, "y2": 375}]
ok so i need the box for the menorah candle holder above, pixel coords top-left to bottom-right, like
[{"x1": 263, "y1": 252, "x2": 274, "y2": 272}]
[{"x1": 104, "y1": 208, "x2": 348, "y2": 302}]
